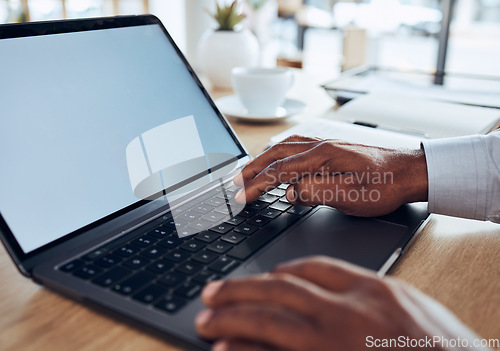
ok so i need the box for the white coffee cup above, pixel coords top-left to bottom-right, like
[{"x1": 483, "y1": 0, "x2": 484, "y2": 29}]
[{"x1": 231, "y1": 67, "x2": 294, "y2": 115}]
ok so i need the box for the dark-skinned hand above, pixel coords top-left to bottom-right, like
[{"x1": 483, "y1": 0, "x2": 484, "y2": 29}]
[
  {"x1": 196, "y1": 256, "x2": 484, "y2": 351},
  {"x1": 233, "y1": 135, "x2": 428, "y2": 217}
]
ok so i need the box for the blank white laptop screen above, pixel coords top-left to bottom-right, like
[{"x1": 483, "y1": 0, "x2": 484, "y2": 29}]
[{"x1": 0, "y1": 24, "x2": 242, "y2": 254}]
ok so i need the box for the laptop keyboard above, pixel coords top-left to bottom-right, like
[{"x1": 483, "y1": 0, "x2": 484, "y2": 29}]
[{"x1": 58, "y1": 183, "x2": 312, "y2": 314}]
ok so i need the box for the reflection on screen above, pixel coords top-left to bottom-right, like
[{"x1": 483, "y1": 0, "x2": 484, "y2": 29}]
[{"x1": 0, "y1": 24, "x2": 242, "y2": 253}]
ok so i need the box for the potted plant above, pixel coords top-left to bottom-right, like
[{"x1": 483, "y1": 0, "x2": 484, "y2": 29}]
[{"x1": 198, "y1": 0, "x2": 260, "y2": 89}]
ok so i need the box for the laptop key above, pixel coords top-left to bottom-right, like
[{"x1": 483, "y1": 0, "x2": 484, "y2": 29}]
[
  {"x1": 192, "y1": 270, "x2": 221, "y2": 285},
  {"x1": 112, "y1": 271, "x2": 155, "y2": 295},
  {"x1": 215, "y1": 191, "x2": 236, "y2": 201},
  {"x1": 204, "y1": 198, "x2": 225, "y2": 207},
  {"x1": 95, "y1": 254, "x2": 123, "y2": 268},
  {"x1": 214, "y1": 204, "x2": 231, "y2": 214},
  {"x1": 209, "y1": 223, "x2": 235, "y2": 234},
  {"x1": 163, "y1": 219, "x2": 185, "y2": 230},
  {"x1": 130, "y1": 235, "x2": 158, "y2": 248},
  {"x1": 164, "y1": 249, "x2": 191, "y2": 263},
  {"x1": 180, "y1": 239, "x2": 206, "y2": 253},
  {"x1": 188, "y1": 218, "x2": 213, "y2": 232},
  {"x1": 175, "y1": 260, "x2": 203, "y2": 275},
  {"x1": 234, "y1": 223, "x2": 259, "y2": 235},
  {"x1": 133, "y1": 284, "x2": 168, "y2": 304},
  {"x1": 238, "y1": 209, "x2": 257, "y2": 218},
  {"x1": 247, "y1": 201, "x2": 268, "y2": 211},
  {"x1": 73, "y1": 264, "x2": 103, "y2": 280},
  {"x1": 227, "y1": 213, "x2": 300, "y2": 260},
  {"x1": 221, "y1": 232, "x2": 246, "y2": 244},
  {"x1": 122, "y1": 256, "x2": 150, "y2": 269},
  {"x1": 202, "y1": 212, "x2": 228, "y2": 223},
  {"x1": 113, "y1": 244, "x2": 140, "y2": 258},
  {"x1": 280, "y1": 195, "x2": 290, "y2": 204},
  {"x1": 191, "y1": 204, "x2": 214, "y2": 214},
  {"x1": 174, "y1": 281, "x2": 202, "y2": 299},
  {"x1": 157, "y1": 272, "x2": 185, "y2": 287},
  {"x1": 246, "y1": 216, "x2": 271, "y2": 227},
  {"x1": 157, "y1": 236, "x2": 182, "y2": 249},
  {"x1": 60, "y1": 259, "x2": 85, "y2": 272},
  {"x1": 260, "y1": 209, "x2": 282, "y2": 219},
  {"x1": 154, "y1": 295, "x2": 187, "y2": 314},
  {"x1": 207, "y1": 240, "x2": 234, "y2": 254},
  {"x1": 287, "y1": 205, "x2": 313, "y2": 216},
  {"x1": 224, "y1": 216, "x2": 245, "y2": 226},
  {"x1": 92, "y1": 266, "x2": 131, "y2": 287},
  {"x1": 159, "y1": 213, "x2": 173, "y2": 222},
  {"x1": 82, "y1": 248, "x2": 109, "y2": 261},
  {"x1": 209, "y1": 256, "x2": 240, "y2": 274},
  {"x1": 258, "y1": 194, "x2": 280, "y2": 204},
  {"x1": 269, "y1": 201, "x2": 292, "y2": 212},
  {"x1": 194, "y1": 231, "x2": 220, "y2": 243},
  {"x1": 146, "y1": 259, "x2": 174, "y2": 274},
  {"x1": 177, "y1": 228, "x2": 197, "y2": 238},
  {"x1": 141, "y1": 246, "x2": 167, "y2": 259},
  {"x1": 178, "y1": 211, "x2": 202, "y2": 221},
  {"x1": 191, "y1": 250, "x2": 219, "y2": 264},
  {"x1": 147, "y1": 227, "x2": 173, "y2": 239},
  {"x1": 268, "y1": 188, "x2": 286, "y2": 197}
]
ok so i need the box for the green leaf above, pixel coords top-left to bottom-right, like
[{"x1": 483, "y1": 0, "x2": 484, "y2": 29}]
[{"x1": 208, "y1": 0, "x2": 246, "y2": 31}]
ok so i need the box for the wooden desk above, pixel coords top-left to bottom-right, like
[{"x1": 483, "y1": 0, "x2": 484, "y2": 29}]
[{"x1": 1, "y1": 72, "x2": 499, "y2": 351}]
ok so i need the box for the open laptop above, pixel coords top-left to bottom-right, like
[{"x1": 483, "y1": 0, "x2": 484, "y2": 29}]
[{"x1": 0, "y1": 15, "x2": 429, "y2": 350}]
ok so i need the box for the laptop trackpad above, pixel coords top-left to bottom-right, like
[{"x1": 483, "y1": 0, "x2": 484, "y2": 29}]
[{"x1": 244, "y1": 207, "x2": 408, "y2": 273}]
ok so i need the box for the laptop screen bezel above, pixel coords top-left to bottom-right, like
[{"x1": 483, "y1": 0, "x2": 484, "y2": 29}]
[{"x1": 0, "y1": 15, "x2": 249, "y2": 275}]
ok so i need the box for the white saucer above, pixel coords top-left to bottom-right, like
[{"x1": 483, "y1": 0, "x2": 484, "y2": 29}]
[{"x1": 215, "y1": 95, "x2": 306, "y2": 122}]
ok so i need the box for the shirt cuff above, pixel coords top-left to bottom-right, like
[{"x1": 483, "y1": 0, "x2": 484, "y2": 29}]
[{"x1": 421, "y1": 135, "x2": 489, "y2": 220}]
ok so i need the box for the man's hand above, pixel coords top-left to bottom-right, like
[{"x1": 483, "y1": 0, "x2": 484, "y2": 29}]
[
  {"x1": 196, "y1": 256, "x2": 482, "y2": 351},
  {"x1": 233, "y1": 135, "x2": 428, "y2": 217}
]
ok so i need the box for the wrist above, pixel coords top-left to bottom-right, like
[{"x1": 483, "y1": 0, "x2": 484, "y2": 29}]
[{"x1": 396, "y1": 148, "x2": 429, "y2": 204}]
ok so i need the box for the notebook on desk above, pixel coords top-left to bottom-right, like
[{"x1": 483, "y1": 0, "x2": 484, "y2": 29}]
[
  {"x1": 271, "y1": 93, "x2": 500, "y2": 148},
  {"x1": 0, "y1": 16, "x2": 428, "y2": 350}
]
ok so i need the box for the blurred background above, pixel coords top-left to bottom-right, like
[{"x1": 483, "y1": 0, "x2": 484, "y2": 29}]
[{"x1": 1, "y1": 0, "x2": 499, "y2": 80}]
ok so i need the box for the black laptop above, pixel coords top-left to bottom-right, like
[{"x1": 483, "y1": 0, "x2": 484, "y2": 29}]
[{"x1": 0, "y1": 15, "x2": 429, "y2": 350}]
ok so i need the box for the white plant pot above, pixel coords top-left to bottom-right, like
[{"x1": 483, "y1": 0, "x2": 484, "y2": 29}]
[{"x1": 198, "y1": 29, "x2": 259, "y2": 89}]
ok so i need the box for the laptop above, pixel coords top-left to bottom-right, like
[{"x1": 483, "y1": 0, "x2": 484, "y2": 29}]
[{"x1": 0, "y1": 15, "x2": 429, "y2": 350}]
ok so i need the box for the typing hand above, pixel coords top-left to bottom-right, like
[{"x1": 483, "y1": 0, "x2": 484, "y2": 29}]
[
  {"x1": 196, "y1": 256, "x2": 481, "y2": 351},
  {"x1": 233, "y1": 135, "x2": 428, "y2": 217}
]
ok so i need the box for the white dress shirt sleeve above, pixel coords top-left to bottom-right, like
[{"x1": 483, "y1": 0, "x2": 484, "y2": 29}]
[{"x1": 421, "y1": 130, "x2": 500, "y2": 223}]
